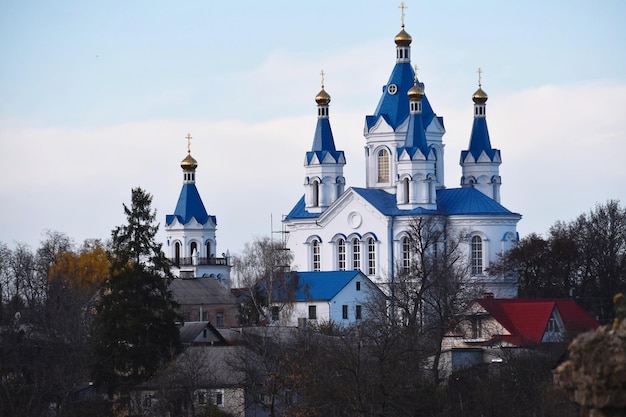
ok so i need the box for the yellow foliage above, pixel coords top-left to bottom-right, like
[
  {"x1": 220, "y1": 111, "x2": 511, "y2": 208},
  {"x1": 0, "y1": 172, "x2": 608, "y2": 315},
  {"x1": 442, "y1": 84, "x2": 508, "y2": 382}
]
[{"x1": 49, "y1": 247, "x2": 110, "y2": 289}]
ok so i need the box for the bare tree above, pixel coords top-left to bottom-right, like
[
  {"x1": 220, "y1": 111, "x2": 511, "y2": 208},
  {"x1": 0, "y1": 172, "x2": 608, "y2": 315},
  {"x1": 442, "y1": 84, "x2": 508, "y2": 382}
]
[
  {"x1": 231, "y1": 237, "x2": 299, "y2": 326},
  {"x1": 391, "y1": 215, "x2": 478, "y2": 383}
]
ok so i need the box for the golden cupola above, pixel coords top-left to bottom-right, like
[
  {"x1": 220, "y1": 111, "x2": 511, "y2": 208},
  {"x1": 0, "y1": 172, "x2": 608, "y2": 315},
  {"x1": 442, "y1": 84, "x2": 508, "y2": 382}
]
[
  {"x1": 395, "y1": 27, "x2": 412, "y2": 46},
  {"x1": 472, "y1": 86, "x2": 488, "y2": 104},
  {"x1": 315, "y1": 86, "x2": 331, "y2": 106}
]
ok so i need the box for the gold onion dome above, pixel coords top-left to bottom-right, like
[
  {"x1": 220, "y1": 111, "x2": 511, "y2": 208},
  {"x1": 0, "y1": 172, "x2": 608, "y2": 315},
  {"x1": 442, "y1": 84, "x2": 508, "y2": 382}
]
[
  {"x1": 181, "y1": 152, "x2": 198, "y2": 171},
  {"x1": 408, "y1": 82, "x2": 424, "y2": 101},
  {"x1": 472, "y1": 87, "x2": 488, "y2": 104},
  {"x1": 315, "y1": 87, "x2": 331, "y2": 105},
  {"x1": 395, "y1": 28, "x2": 412, "y2": 46}
]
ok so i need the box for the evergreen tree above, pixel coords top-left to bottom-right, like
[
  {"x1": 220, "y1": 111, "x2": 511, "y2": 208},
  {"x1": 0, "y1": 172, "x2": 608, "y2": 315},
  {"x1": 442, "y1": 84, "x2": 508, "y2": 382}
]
[{"x1": 92, "y1": 187, "x2": 182, "y2": 397}]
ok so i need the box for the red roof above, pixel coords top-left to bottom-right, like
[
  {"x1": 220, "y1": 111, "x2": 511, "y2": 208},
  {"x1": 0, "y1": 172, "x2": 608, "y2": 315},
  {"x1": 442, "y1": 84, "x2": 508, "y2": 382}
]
[{"x1": 474, "y1": 298, "x2": 599, "y2": 346}]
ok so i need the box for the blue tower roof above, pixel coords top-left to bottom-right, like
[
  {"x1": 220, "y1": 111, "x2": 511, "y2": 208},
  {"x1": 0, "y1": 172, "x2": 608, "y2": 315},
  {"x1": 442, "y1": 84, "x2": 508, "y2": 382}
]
[
  {"x1": 461, "y1": 116, "x2": 500, "y2": 161},
  {"x1": 397, "y1": 106, "x2": 431, "y2": 159},
  {"x1": 166, "y1": 183, "x2": 215, "y2": 226},
  {"x1": 366, "y1": 63, "x2": 436, "y2": 131},
  {"x1": 306, "y1": 117, "x2": 345, "y2": 164}
]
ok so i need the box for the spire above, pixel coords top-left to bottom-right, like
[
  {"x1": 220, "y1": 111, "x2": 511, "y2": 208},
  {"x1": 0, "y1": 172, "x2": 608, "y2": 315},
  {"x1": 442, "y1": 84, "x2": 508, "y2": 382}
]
[
  {"x1": 304, "y1": 73, "x2": 346, "y2": 212},
  {"x1": 399, "y1": 65, "x2": 430, "y2": 158},
  {"x1": 464, "y1": 69, "x2": 497, "y2": 160},
  {"x1": 166, "y1": 133, "x2": 211, "y2": 226},
  {"x1": 308, "y1": 71, "x2": 342, "y2": 160},
  {"x1": 460, "y1": 71, "x2": 502, "y2": 202}
]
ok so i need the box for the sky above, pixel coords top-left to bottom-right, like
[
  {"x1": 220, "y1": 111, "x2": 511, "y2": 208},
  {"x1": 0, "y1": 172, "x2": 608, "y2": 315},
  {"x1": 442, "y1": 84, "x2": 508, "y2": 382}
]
[{"x1": 1, "y1": 0, "x2": 625, "y2": 256}]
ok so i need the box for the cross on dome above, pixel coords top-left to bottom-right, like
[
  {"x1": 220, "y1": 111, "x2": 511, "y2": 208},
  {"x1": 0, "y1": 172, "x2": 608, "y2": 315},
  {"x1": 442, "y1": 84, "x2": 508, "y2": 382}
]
[
  {"x1": 320, "y1": 69, "x2": 325, "y2": 88},
  {"x1": 477, "y1": 67, "x2": 483, "y2": 87},
  {"x1": 185, "y1": 132, "x2": 192, "y2": 154},
  {"x1": 399, "y1": 1, "x2": 407, "y2": 27}
]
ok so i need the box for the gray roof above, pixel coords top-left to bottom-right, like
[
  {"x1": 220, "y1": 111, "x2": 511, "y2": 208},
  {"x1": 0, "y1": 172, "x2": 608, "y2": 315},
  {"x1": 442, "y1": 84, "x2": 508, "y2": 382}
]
[{"x1": 170, "y1": 277, "x2": 239, "y2": 306}]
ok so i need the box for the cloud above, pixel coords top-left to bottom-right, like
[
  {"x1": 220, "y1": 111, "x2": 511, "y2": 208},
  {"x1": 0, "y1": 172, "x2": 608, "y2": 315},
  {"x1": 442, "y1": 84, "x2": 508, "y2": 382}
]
[{"x1": 1, "y1": 80, "x2": 624, "y2": 254}]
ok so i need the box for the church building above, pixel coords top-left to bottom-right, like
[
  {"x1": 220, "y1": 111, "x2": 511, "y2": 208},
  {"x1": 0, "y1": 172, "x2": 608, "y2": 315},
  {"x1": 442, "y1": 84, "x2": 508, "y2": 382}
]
[
  {"x1": 165, "y1": 134, "x2": 231, "y2": 287},
  {"x1": 283, "y1": 11, "x2": 521, "y2": 298}
]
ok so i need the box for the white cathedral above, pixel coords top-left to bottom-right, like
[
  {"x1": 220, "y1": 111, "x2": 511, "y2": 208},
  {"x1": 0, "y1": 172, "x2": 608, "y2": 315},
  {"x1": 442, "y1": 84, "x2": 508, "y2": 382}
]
[
  {"x1": 282, "y1": 17, "x2": 521, "y2": 298},
  {"x1": 161, "y1": 11, "x2": 521, "y2": 298}
]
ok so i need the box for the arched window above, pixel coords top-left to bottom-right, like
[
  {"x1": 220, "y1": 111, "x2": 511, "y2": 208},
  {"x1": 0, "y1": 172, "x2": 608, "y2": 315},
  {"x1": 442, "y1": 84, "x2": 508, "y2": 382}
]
[
  {"x1": 367, "y1": 237, "x2": 376, "y2": 276},
  {"x1": 312, "y1": 240, "x2": 321, "y2": 271},
  {"x1": 311, "y1": 179, "x2": 321, "y2": 207},
  {"x1": 402, "y1": 177, "x2": 410, "y2": 203},
  {"x1": 190, "y1": 241, "x2": 198, "y2": 256},
  {"x1": 206, "y1": 241, "x2": 211, "y2": 259},
  {"x1": 174, "y1": 242, "x2": 181, "y2": 266},
  {"x1": 402, "y1": 236, "x2": 411, "y2": 272},
  {"x1": 377, "y1": 149, "x2": 389, "y2": 183},
  {"x1": 471, "y1": 235, "x2": 483, "y2": 275},
  {"x1": 352, "y1": 238, "x2": 361, "y2": 271},
  {"x1": 337, "y1": 238, "x2": 346, "y2": 271}
]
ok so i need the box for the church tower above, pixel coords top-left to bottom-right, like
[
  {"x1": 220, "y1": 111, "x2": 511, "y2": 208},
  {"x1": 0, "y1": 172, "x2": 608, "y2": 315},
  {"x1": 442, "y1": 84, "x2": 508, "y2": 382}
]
[
  {"x1": 396, "y1": 67, "x2": 437, "y2": 209},
  {"x1": 165, "y1": 133, "x2": 230, "y2": 286},
  {"x1": 303, "y1": 72, "x2": 346, "y2": 213},
  {"x1": 460, "y1": 71, "x2": 502, "y2": 202},
  {"x1": 363, "y1": 3, "x2": 445, "y2": 193}
]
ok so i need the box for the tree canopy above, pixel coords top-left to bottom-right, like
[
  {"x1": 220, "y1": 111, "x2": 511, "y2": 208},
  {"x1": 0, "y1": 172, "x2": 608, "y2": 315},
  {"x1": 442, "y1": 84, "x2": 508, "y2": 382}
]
[{"x1": 92, "y1": 187, "x2": 182, "y2": 396}]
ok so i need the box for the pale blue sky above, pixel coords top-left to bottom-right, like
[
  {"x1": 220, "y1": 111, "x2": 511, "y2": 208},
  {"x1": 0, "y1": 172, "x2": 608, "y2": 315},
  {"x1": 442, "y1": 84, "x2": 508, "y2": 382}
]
[{"x1": 1, "y1": 0, "x2": 625, "y2": 255}]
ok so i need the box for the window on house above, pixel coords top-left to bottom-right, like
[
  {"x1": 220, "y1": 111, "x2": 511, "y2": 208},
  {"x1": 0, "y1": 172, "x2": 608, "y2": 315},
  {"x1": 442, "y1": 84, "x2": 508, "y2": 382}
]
[
  {"x1": 367, "y1": 237, "x2": 376, "y2": 275},
  {"x1": 356, "y1": 281, "x2": 361, "y2": 291},
  {"x1": 308, "y1": 305, "x2": 317, "y2": 320},
  {"x1": 352, "y1": 238, "x2": 361, "y2": 270},
  {"x1": 143, "y1": 394, "x2": 153, "y2": 407},
  {"x1": 206, "y1": 241, "x2": 211, "y2": 259},
  {"x1": 471, "y1": 316, "x2": 482, "y2": 339},
  {"x1": 271, "y1": 306, "x2": 279, "y2": 322},
  {"x1": 198, "y1": 391, "x2": 207, "y2": 405},
  {"x1": 402, "y1": 236, "x2": 411, "y2": 272},
  {"x1": 213, "y1": 390, "x2": 224, "y2": 406},
  {"x1": 312, "y1": 240, "x2": 321, "y2": 271},
  {"x1": 377, "y1": 149, "x2": 390, "y2": 182},
  {"x1": 547, "y1": 316, "x2": 560, "y2": 333},
  {"x1": 355, "y1": 305, "x2": 362, "y2": 320},
  {"x1": 337, "y1": 238, "x2": 346, "y2": 271},
  {"x1": 284, "y1": 389, "x2": 294, "y2": 405},
  {"x1": 471, "y1": 235, "x2": 483, "y2": 275},
  {"x1": 216, "y1": 312, "x2": 224, "y2": 328},
  {"x1": 342, "y1": 305, "x2": 348, "y2": 320},
  {"x1": 190, "y1": 241, "x2": 198, "y2": 255}
]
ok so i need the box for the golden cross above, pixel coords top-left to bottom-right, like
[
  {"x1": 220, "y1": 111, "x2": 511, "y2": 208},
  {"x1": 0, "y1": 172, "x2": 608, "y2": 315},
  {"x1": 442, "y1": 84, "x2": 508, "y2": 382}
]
[
  {"x1": 399, "y1": 1, "x2": 407, "y2": 27},
  {"x1": 186, "y1": 132, "x2": 192, "y2": 154},
  {"x1": 320, "y1": 69, "x2": 325, "y2": 88},
  {"x1": 477, "y1": 67, "x2": 483, "y2": 87},
  {"x1": 413, "y1": 64, "x2": 419, "y2": 83}
]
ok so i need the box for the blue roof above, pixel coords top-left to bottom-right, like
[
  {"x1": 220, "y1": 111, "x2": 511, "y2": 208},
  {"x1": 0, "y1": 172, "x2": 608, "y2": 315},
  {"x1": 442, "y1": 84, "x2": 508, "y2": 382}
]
[
  {"x1": 461, "y1": 117, "x2": 500, "y2": 161},
  {"x1": 366, "y1": 63, "x2": 436, "y2": 131},
  {"x1": 398, "y1": 110, "x2": 430, "y2": 158},
  {"x1": 293, "y1": 270, "x2": 365, "y2": 301},
  {"x1": 307, "y1": 117, "x2": 345, "y2": 164},
  {"x1": 284, "y1": 187, "x2": 518, "y2": 221},
  {"x1": 165, "y1": 183, "x2": 215, "y2": 226}
]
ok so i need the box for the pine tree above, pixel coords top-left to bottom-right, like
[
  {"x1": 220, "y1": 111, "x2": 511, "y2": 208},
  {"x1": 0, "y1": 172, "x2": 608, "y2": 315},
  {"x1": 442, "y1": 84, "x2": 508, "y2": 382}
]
[{"x1": 92, "y1": 187, "x2": 182, "y2": 396}]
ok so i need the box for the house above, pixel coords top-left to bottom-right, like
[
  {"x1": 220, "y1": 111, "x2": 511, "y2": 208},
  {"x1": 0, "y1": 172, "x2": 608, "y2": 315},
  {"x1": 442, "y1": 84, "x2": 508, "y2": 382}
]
[
  {"x1": 179, "y1": 321, "x2": 229, "y2": 347},
  {"x1": 131, "y1": 346, "x2": 252, "y2": 417},
  {"x1": 273, "y1": 270, "x2": 384, "y2": 327},
  {"x1": 438, "y1": 298, "x2": 599, "y2": 378},
  {"x1": 170, "y1": 277, "x2": 240, "y2": 328},
  {"x1": 283, "y1": 7, "x2": 521, "y2": 298}
]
